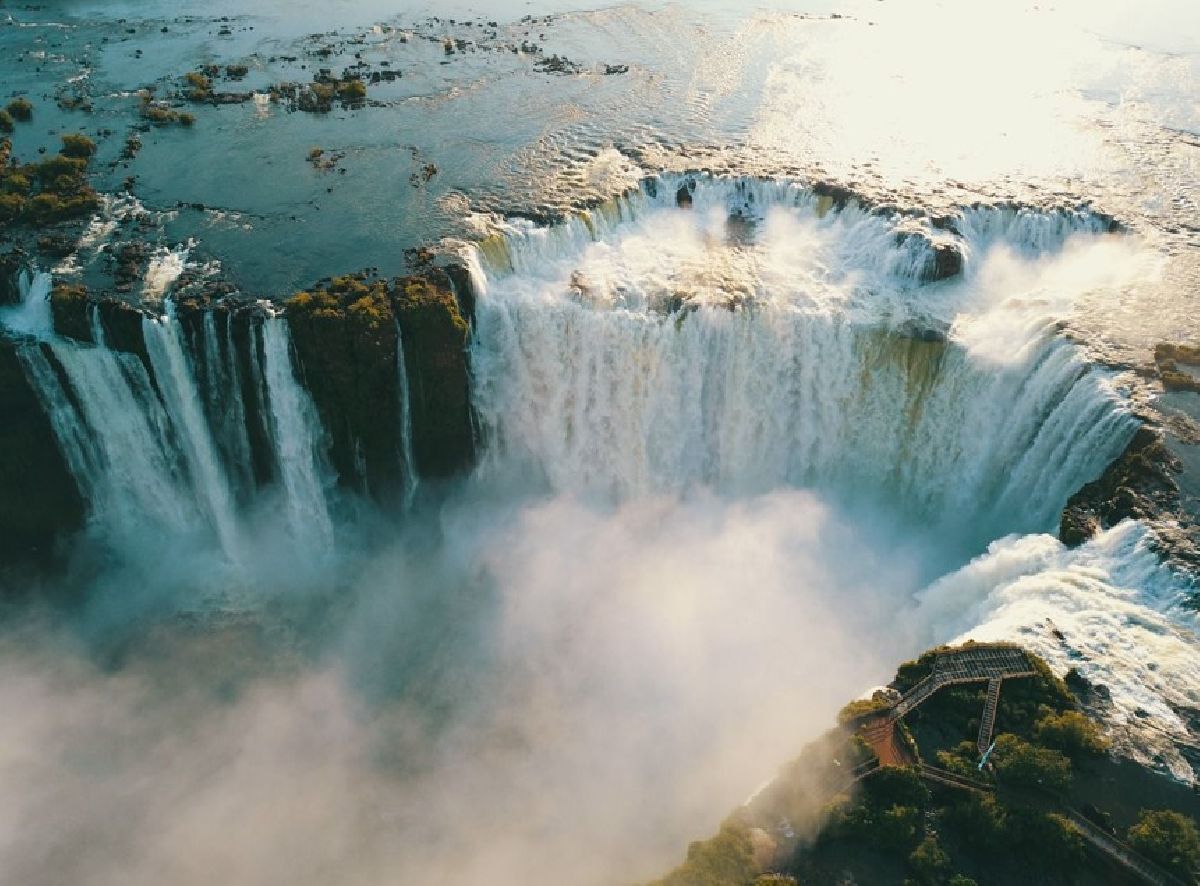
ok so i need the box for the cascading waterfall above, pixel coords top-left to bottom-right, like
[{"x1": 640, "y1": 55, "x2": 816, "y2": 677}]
[
  {"x1": 260, "y1": 313, "x2": 335, "y2": 551},
  {"x1": 142, "y1": 302, "x2": 243, "y2": 559},
  {"x1": 23, "y1": 331, "x2": 201, "y2": 541},
  {"x1": 468, "y1": 175, "x2": 1140, "y2": 550},
  {"x1": 196, "y1": 310, "x2": 257, "y2": 499},
  {"x1": 396, "y1": 326, "x2": 420, "y2": 509},
  {"x1": 2, "y1": 274, "x2": 336, "y2": 560},
  {"x1": 0, "y1": 270, "x2": 53, "y2": 337}
]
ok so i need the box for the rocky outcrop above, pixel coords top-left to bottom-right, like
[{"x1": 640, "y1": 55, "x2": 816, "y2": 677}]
[
  {"x1": 1155, "y1": 343, "x2": 1200, "y2": 394},
  {"x1": 284, "y1": 268, "x2": 474, "y2": 500},
  {"x1": 0, "y1": 336, "x2": 84, "y2": 568},
  {"x1": 1060, "y1": 426, "x2": 1200, "y2": 578},
  {"x1": 285, "y1": 274, "x2": 404, "y2": 500},
  {"x1": 394, "y1": 270, "x2": 475, "y2": 478},
  {"x1": 49, "y1": 283, "x2": 92, "y2": 344}
]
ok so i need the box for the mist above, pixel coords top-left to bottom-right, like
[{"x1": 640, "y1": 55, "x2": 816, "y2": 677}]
[{"x1": 0, "y1": 483, "x2": 940, "y2": 886}]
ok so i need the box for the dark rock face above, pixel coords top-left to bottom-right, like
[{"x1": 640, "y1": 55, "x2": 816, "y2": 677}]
[
  {"x1": 49, "y1": 283, "x2": 92, "y2": 344},
  {"x1": 95, "y1": 298, "x2": 150, "y2": 366},
  {"x1": 394, "y1": 270, "x2": 475, "y2": 479},
  {"x1": 1060, "y1": 426, "x2": 1200, "y2": 580},
  {"x1": 285, "y1": 269, "x2": 475, "y2": 499},
  {"x1": 924, "y1": 242, "x2": 964, "y2": 282},
  {"x1": 1060, "y1": 427, "x2": 1178, "y2": 546},
  {"x1": 0, "y1": 250, "x2": 24, "y2": 306},
  {"x1": 0, "y1": 336, "x2": 84, "y2": 568},
  {"x1": 285, "y1": 274, "x2": 404, "y2": 500}
]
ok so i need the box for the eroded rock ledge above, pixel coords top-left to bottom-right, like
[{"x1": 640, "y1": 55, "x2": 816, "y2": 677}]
[{"x1": 1059, "y1": 426, "x2": 1200, "y2": 581}]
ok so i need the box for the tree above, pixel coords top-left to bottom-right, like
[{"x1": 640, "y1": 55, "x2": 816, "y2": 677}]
[
  {"x1": 991, "y1": 734, "x2": 1072, "y2": 793},
  {"x1": 877, "y1": 804, "x2": 922, "y2": 851},
  {"x1": 907, "y1": 834, "x2": 952, "y2": 885},
  {"x1": 1126, "y1": 809, "x2": 1200, "y2": 880},
  {"x1": 1033, "y1": 710, "x2": 1108, "y2": 759}
]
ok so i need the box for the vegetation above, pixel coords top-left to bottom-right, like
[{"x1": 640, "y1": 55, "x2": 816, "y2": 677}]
[
  {"x1": 1032, "y1": 709, "x2": 1108, "y2": 759},
  {"x1": 0, "y1": 110, "x2": 12, "y2": 134},
  {"x1": 1126, "y1": 809, "x2": 1200, "y2": 880},
  {"x1": 651, "y1": 822, "x2": 757, "y2": 886},
  {"x1": 655, "y1": 644, "x2": 1200, "y2": 886},
  {"x1": 5, "y1": 97, "x2": 32, "y2": 121},
  {"x1": 0, "y1": 135, "x2": 100, "y2": 225},
  {"x1": 991, "y1": 734, "x2": 1073, "y2": 793},
  {"x1": 183, "y1": 70, "x2": 213, "y2": 101}
]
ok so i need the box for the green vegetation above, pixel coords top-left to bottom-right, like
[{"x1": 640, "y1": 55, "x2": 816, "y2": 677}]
[
  {"x1": 906, "y1": 834, "x2": 951, "y2": 885},
  {"x1": 59, "y1": 133, "x2": 96, "y2": 159},
  {"x1": 659, "y1": 643, "x2": 1200, "y2": 886},
  {"x1": 0, "y1": 110, "x2": 12, "y2": 134},
  {"x1": 184, "y1": 70, "x2": 213, "y2": 100},
  {"x1": 1126, "y1": 809, "x2": 1200, "y2": 880},
  {"x1": 0, "y1": 135, "x2": 100, "y2": 225},
  {"x1": 652, "y1": 822, "x2": 757, "y2": 886},
  {"x1": 1033, "y1": 709, "x2": 1108, "y2": 759},
  {"x1": 5, "y1": 98, "x2": 32, "y2": 121},
  {"x1": 991, "y1": 734, "x2": 1073, "y2": 793},
  {"x1": 837, "y1": 693, "x2": 892, "y2": 726}
]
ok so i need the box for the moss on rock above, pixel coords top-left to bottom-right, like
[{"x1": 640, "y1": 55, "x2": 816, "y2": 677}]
[{"x1": 393, "y1": 270, "x2": 474, "y2": 478}]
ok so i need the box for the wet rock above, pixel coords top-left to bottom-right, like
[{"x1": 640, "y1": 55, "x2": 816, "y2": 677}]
[
  {"x1": 95, "y1": 298, "x2": 150, "y2": 366},
  {"x1": 49, "y1": 283, "x2": 92, "y2": 344},
  {"x1": 534, "y1": 54, "x2": 582, "y2": 74},
  {"x1": 285, "y1": 274, "x2": 406, "y2": 500},
  {"x1": 0, "y1": 250, "x2": 24, "y2": 306},
  {"x1": 676, "y1": 181, "x2": 695, "y2": 209},
  {"x1": 393, "y1": 270, "x2": 475, "y2": 478},
  {"x1": 1062, "y1": 426, "x2": 1179, "y2": 541},
  {"x1": 923, "y1": 242, "x2": 964, "y2": 282},
  {"x1": 1154, "y1": 342, "x2": 1200, "y2": 394},
  {"x1": 0, "y1": 337, "x2": 85, "y2": 569}
]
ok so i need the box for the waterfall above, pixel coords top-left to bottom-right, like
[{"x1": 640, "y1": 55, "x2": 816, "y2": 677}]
[
  {"x1": 468, "y1": 177, "x2": 1142, "y2": 549},
  {"x1": 396, "y1": 325, "x2": 420, "y2": 509},
  {"x1": 260, "y1": 315, "x2": 335, "y2": 551},
  {"x1": 197, "y1": 310, "x2": 256, "y2": 498},
  {"x1": 0, "y1": 271, "x2": 53, "y2": 337},
  {"x1": 142, "y1": 302, "x2": 242, "y2": 559},
  {"x1": 22, "y1": 335, "x2": 201, "y2": 541},
  {"x1": 3, "y1": 276, "x2": 337, "y2": 560}
]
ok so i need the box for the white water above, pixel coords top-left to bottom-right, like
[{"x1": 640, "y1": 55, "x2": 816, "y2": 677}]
[
  {"x1": 143, "y1": 302, "x2": 243, "y2": 560},
  {"x1": 470, "y1": 176, "x2": 1142, "y2": 547},
  {"x1": 396, "y1": 326, "x2": 420, "y2": 509},
  {"x1": 466, "y1": 175, "x2": 1198, "y2": 779},
  {"x1": 0, "y1": 271, "x2": 53, "y2": 337},
  {"x1": 1, "y1": 276, "x2": 336, "y2": 565},
  {"x1": 25, "y1": 336, "x2": 200, "y2": 542},
  {"x1": 260, "y1": 314, "x2": 335, "y2": 552}
]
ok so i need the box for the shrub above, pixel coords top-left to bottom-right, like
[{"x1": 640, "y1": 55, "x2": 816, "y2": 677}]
[
  {"x1": 0, "y1": 110, "x2": 12, "y2": 133},
  {"x1": 6, "y1": 98, "x2": 32, "y2": 121},
  {"x1": 60, "y1": 133, "x2": 96, "y2": 158},
  {"x1": 337, "y1": 78, "x2": 367, "y2": 101},
  {"x1": 1006, "y1": 810, "x2": 1083, "y2": 869},
  {"x1": 0, "y1": 192, "x2": 23, "y2": 221},
  {"x1": 907, "y1": 834, "x2": 951, "y2": 885},
  {"x1": 944, "y1": 793, "x2": 1006, "y2": 850},
  {"x1": 1126, "y1": 809, "x2": 1200, "y2": 879},
  {"x1": 653, "y1": 822, "x2": 756, "y2": 886},
  {"x1": 837, "y1": 696, "x2": 892, "y2": 725},
  {"x1": 863, "y1": 766, "x2": 930, "y2": 811},
  {"x1": 877, "y1": 804, "x2": 922, "y2": 851},
  {"x1": 1033, "y1": 710, "x2": 1108, "y2": 759},
  {"x1": 179, "y1": 112, "x2": 196, "y2": 127},
  {"x1": 991, "y1": 734, "x2": 1072, "y2": 793}
]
